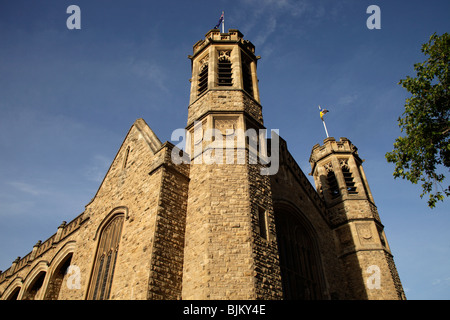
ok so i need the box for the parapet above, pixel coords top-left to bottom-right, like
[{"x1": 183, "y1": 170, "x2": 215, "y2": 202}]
[
  {"x1": 190, "y1": 29, "x2": 256, "y2": 59},
  {"x1": 309, "y1": 137, "x2": 361, "y2": 173},
  {"x1": 0, "y1": 212, "x2": 85, "y2": 284}
]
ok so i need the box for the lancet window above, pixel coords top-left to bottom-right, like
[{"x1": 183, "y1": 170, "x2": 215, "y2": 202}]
[
  {"x1": 88, "y1": 214, "x2": 124, "y2": 300},
  {"x1": 276, "y1": 210, "x2": 325, "y2": 300},
  {"x1": 218, "y1": 52, "x2": 232, "y2": 86},
  {"x1": 241, "y1": 55, "x2": 253, "y2": 96},
  {"x1": 198, "y1": 62, "x2": 209, "y2": 96},
  {"x1": 324, "y1": 163, "x2": 340, "y2": 199},
  {"x1": 340, "y1": 160, "x2": 357, "y2": 194}
]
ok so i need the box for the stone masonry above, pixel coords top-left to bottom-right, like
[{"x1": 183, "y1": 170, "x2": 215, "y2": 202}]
[{"x1": 0, "y1": 29, "x2": 405, "y2": 300}]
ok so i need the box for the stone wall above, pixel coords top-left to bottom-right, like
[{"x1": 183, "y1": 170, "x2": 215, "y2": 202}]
[
  {"x1": 182, "y1": 161, "x2": 257, "y2": 299},
  {"x1": 187, "y1": 90, "x2": 263, "y2": 127},
  {"x1": 270, "y1": 137, "x2": 350, "y2": 299},
  {"x1": 147, "y1": 143, "x2": 189, "y2": 300},
  {"x1": 0, "y1": 215, "x2": 83, "y2": 300},
  {"x1": 247, "y1": 161, "x2": 283, "y2": 299}
]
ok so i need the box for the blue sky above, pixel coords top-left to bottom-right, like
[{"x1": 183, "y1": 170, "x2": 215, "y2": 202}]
[{"x1": 0, "y1": 0, "x2": 449, "y2": 300}]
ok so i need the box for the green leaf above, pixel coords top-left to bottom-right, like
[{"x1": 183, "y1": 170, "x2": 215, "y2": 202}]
[{"x1": 386, "y1": 32, "x2": 450, "y2": 209}]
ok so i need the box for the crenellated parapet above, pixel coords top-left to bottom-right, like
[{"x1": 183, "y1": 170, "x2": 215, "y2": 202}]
[
  {"x1": 0, "y1": 212, "x2": 85, "y2": 291},
  {"x1": 191, "y1": 29, "x2": 256, "y2": 59}
]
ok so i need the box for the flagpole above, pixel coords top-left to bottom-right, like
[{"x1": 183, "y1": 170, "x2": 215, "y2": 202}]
[
  {"x1": 322, "y1": 120, "x2": 329, "y2": 138},
  {"x1": 222, "y1": 11, "x2": 225, "y2": 33},
  {"x1": 318, "y1": 105, "x2": 330, "y2": 138}
]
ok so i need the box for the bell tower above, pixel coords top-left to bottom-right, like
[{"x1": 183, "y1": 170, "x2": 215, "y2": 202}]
[
  {"x1": 186, "y1": 29, "x2": 262, "y2": 126},
  {"x1": 309, "y1": 137, "x2": 405, "y2": 299},
  {"x1": 181, "y1": 29, "x2": 283, "y2": 299}
]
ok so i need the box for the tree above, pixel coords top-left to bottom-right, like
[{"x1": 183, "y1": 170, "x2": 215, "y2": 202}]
[{"x1": 386, "y1": 33, "x2": 449, "y2": 208}]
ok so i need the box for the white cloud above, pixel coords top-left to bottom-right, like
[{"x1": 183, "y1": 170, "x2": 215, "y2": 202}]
[
  {"x1": 8, "y1": 181, "x2": 45, "y2": 196},
  {"x1": 237, "y1": 0, "x2": 334, "y2": 51},
  {"x1": 337, "y1": 93, "x2": 358, "y2": 106},
  {"x1": 254, "y1": 16, "x2": 278, "y2": 47},
  {"x1": 130, "y1": 59, "x2": 169, "y2": 93},
  {"x1": 432, "y1": 277, "x2": 450, "y2": 286},
  {"x1": 242, "y1": 0, "x2": 309, "y2": 16},
  {"x1": 84, "y1": 154, "x2": 111, "y2": 183}
]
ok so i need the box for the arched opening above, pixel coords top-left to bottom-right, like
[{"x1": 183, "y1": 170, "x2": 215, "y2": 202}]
[
  {"x1": 327, "y1": 170, "x2": 340, "y2": 199},
  {"x1": 218, "y1": 56, "x2": 232, "y2": 86},
  {"x1": 87, "y1": 214, "x2": 124, "y2": 300},
  {"x1": 275, "y1": 207, "x2": 325, "y2": 300},
  {"x1": 241, "y1": 55, "x2": 253, "y2": 96},
  {"x1": 342, "y1": 166, "x2": 357, "y2": 194},
  {"x1": 22, "y1": 271, "x2": 46, "y2": 300},
  {"x1": 198, "y1": 63, "x2": 209, "y2": 96},
  {"x1": 5, "y1": 286, "x2": 21, "y2": 300},
  {"x1": 44, "y1": 253, "x2": 73, "y2": 300}
]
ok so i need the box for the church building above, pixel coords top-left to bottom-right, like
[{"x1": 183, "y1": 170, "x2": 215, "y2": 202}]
[{"x1": 0, "y1": 29, "x2": 405, "y2": 300}]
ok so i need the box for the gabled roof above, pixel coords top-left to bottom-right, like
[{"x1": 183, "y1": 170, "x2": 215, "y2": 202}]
[
  {"x1": 132, "y1": 118, "x2": 162, "y2": 154},
  {"x1": 85, "y1": 118, "x2": 162, "y2": 207}
]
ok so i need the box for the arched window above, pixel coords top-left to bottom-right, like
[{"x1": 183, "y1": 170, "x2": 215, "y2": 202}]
[
  {"x1": 198, "y1": 63, "x2": 209, "y2": 96},
  {"x1": 342, "y1": 166, "x2": 357, "y2": 194},
  {"x1": 22, "y1": 271, "x2": 46, "y2": 300},
  {"x1": 275, "y1": 209, "x2": 325, "y2": 300},
  {"x1": 241, "y1": 56, "x2": 253, "y2": 96},
  {"x1": 44, "y1": 253, "x2": 73, "y2": 300},
  {"x1": 88, "y1": 215, "x2": 124, "y2": 300},
  {"x1": 327, "y1": 170, "x2": 340, "y2": 199},
  {"x1": 218, "y1": 56, "x2": 232, "y2": 86},
  {"x1": 5, "y1": 286, "x2": 21, "y2": 300}
]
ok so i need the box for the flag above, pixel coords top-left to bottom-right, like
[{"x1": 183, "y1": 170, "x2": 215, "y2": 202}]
[
  {"x1": 318, "y1": 105, "x2": 329, "y2": 121},
  {"x1": 214, "y1": 12, "x2": 224, "y2": 29}
]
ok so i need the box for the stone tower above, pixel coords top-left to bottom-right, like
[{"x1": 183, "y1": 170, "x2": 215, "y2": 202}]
[
  {"x1": 309, "y1": 137, "x2": 405, "y2": 299},
  {"x1": 181, "y1": 29, "x2": 283, "y2": 299}
]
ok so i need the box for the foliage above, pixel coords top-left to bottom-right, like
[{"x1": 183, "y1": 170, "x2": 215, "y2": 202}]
[{"x1": 386, "y1": 33, "x2": 450, "y2": 208}]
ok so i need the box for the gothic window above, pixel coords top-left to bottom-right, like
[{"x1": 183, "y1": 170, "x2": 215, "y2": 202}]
[
  {"x1": 327, "y1": 170, "x2": 340, "y2": 199},
  {"x1": 198, "y1": 63, "x2": 209, "y2": 96},
  {"x1": 44, "y1": 253, "x2": 73, "y2": 300},
  {"x1": 23, "y1": 271, "x2": 46, "y2": 300},
  {"x1": 218, "y1": 56, "x2": 232, "y2": 86},
  {"x1": 275, "y1": 209, "x2": 324, "y2": 300},
  {"x1": 342, "y1": 165, "x2": 357, "y2": 194},
  {"x1": 88, "y1": 214, "x2": 124, "y2": 300},
  {"x1": 5, "y1": 287, "x2": 21, "y2": 300},
  {"x1": 241, "y1": 55, "x2": 253, "y2": 96}
]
